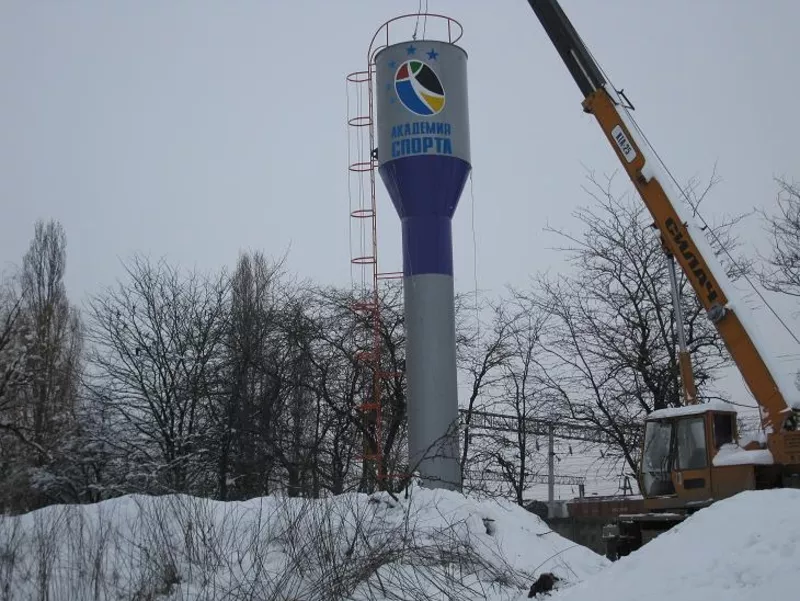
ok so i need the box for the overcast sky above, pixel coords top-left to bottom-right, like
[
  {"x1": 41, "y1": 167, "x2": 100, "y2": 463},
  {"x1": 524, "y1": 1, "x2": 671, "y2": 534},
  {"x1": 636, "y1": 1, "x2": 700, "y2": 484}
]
[{"x1": 2, "y1": 0, "x2": 799, "y2": 407}]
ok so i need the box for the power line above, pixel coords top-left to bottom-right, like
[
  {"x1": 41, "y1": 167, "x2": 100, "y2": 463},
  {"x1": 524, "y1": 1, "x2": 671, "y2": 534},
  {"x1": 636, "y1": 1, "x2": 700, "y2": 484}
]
[
  {"x1": 463, "y1": 467, "x2": 584, "y2": 487},
  {"x1": 459, "y1": 409, "x2": 639, "y2": 444}
]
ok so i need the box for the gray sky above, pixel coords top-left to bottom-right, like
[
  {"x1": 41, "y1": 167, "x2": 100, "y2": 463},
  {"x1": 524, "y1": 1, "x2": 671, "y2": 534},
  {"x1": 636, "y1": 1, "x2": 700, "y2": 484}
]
[{"x1": 2, "y1": 0, "x2": 799, "y2": 406}]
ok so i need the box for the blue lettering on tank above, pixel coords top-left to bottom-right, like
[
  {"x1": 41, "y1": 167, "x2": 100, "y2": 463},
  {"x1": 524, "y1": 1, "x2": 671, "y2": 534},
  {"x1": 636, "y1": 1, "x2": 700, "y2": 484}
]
[
  {"x1": 391, "y1": 136, "x2": 453, "y2": 158},
  {"x1": 389, "y1": 121, "x2": 455, "y2": 158}
]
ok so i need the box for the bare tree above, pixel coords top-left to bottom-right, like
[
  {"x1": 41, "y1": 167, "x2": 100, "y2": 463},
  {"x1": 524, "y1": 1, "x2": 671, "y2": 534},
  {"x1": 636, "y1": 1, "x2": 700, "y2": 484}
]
[
  {"x1": 0, "y1": 221, "x2": 84, "y2": 511},
  {"x1": 0, "y1": 275, "x2": 39, "y2": 511},
  {"x1": 301, "y1": 288, "x2": 368, "y2": 495},
  {"x1": 216, "y1": 253, "x2": 360, "y2": 500},
  {"x1": 274, "y1": 296, "x2": 319, "y2": 497},
  {"x1": 18, "y1": 220, "x2": 83, "y2": 462},
  {"x1": 457, "y1": 293, "x2": 552, "y2": 504},
  {"x1": 86, "y1": 255, "x2": 229, "y2": 494},
  {"x1": 308, "y1": 282, "x2": 408, "y2": 494},
  {"x1": 371, "y1": 282, "x2": 409, "y2": 492},
  {"x1": 492, "y1": 295, "x2": 552, "y2": 505},
  {"x1": 761, "y1": 178, "x2": 800, "y2": 298},
  {"x1": 531, "y1": 172, "x2": 747, "y2": 474},
  {"x1": 456, "y1": 293, "x2": 516, "y2": 486},
  {"x1": 0, "y1": 278, "x2": 30, "y2": 429},
  {"x1": 215, "y1": 251, "x2": 287, "y2": 500}
]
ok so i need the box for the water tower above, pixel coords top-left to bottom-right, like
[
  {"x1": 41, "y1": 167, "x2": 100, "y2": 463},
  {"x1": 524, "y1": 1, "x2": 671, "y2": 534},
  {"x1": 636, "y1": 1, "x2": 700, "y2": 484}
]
[{"x1": 346, "y1": 14, "x2": 469, "y2": 491}]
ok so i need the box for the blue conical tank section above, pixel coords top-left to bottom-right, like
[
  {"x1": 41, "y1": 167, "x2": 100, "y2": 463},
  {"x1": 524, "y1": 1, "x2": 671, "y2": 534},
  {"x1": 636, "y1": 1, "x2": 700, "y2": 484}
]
[{"x1": 379, "y1": 155, "x2": 471, "y2": 276}]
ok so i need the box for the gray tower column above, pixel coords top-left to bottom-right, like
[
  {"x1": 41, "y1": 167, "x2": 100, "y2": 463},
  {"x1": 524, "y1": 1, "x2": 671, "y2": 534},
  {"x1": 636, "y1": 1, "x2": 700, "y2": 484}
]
[{"x1": 404, "y1": 274, "x2": 461, "y2": 489}]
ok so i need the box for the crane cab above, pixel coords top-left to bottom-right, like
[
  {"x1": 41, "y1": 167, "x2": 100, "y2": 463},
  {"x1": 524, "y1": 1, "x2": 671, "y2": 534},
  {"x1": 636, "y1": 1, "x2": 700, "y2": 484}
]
[
  {"x1": 604, "y1": 403, "x2": 794, "y2": 559},
  {"x1": 639, "y1": 403, "x2": 769, "y2": 511}
]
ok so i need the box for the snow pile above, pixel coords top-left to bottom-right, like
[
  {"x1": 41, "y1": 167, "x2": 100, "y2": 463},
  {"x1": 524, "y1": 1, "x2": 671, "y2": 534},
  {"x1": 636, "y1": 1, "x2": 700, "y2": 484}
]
[
  {"x1": 712, "y1": 443, "x2": 774, "y2": 466},
  {"x1": 551, "y1": 489, "x2": 800, "y2": 601},
  {"x1": 0, "y1": 486, "x2": 607, "y2": 600},
  {"x1": 647, "y1": 398, "x2": 736, "y2": 420}
]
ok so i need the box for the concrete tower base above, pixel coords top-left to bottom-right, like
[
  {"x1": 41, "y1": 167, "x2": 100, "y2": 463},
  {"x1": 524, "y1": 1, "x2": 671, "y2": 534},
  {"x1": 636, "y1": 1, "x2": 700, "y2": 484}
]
[{"x1": 404, "y1": 273, "x2": 462, "y2": 491}]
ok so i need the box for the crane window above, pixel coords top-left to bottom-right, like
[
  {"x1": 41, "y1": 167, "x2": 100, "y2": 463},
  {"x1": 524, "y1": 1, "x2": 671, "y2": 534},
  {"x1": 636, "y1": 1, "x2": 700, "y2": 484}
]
[
  {"x1": 676, "y1": 417, "x2": 707, "y2": 470},
  {"x1": 641, "y1": 420, "x2": 675, "y2": 497},
  {"x1": 713, "y1": 414, "x2": 735, "y2": 448}
]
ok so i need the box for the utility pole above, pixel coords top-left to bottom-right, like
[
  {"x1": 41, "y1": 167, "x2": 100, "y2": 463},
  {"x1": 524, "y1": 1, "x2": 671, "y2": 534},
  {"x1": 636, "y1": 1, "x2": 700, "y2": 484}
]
[{"x1": 547, "y1": 422, "x2": 555, "y2": 503}]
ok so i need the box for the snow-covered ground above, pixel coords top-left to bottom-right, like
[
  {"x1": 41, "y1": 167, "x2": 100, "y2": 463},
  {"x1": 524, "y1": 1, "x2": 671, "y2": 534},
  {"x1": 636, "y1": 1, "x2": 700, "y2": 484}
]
[
  {"x1": 0, "y1": 486, "x2": 607, "y2": 600},
  {"x1": 550, "y1": 488, "x2": 800, "y2": 601},
  {"x1": 2, "y1": 485, "x2": 794, "y2": 600}
]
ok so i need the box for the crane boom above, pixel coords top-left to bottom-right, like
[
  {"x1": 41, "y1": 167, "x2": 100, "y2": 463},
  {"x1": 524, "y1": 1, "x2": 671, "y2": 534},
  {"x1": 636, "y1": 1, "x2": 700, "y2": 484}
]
[{"x1": 525, "y1": 0, "x2": 800, "y2": 460}]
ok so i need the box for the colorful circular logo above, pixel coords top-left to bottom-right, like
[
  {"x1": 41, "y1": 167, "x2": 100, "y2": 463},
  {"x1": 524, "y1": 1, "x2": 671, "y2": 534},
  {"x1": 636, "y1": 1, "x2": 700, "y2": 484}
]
[{"x1": 394, "y1": 60, "x2": 445, "y2": 116}]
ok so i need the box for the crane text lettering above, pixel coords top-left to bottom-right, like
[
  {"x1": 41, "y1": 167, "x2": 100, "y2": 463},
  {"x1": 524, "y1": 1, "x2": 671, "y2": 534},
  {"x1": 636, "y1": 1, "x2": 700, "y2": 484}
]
[
  {"x1": 611, "y1": 125, "x2": 637, "y2": 163},
  {"x1": 665, "y1": 217, "x2": 719, "y2": 304}
]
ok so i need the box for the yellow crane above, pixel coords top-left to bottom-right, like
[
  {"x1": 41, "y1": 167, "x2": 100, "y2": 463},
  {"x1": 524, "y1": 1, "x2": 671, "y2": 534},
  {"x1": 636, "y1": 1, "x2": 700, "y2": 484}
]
[{"x1": 525, "y1": 0, "x2": 800, "y2": 557}]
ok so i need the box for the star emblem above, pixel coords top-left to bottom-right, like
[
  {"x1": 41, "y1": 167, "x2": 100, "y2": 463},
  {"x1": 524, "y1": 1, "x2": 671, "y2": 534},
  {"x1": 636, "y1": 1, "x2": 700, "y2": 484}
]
[
  {"x1": 406, "y1": 45, "x2": 417, "y2": 55},
  {"x1": 427, "y1": 48, "x2": 439, "y2": 60},
  {"x1": 388, "y1": 59, "x2": 397, "y2": 69}
]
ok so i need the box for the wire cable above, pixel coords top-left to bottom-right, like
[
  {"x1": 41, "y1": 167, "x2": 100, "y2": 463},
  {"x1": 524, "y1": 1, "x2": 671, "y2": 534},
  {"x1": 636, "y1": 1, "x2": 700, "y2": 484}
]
[
  {"x1": 623, "y1": 107, "x2": 800, "y2": 346},
  {"x1": 468, "y1": 171, "x2": 481, "y2": 336},
  {"x1": 412, "y1": 0, "x2": 422, "y2": 40}
]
